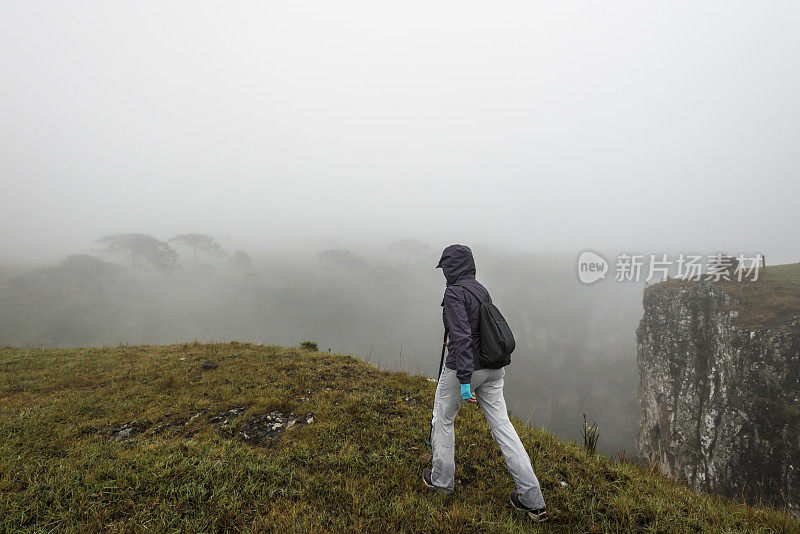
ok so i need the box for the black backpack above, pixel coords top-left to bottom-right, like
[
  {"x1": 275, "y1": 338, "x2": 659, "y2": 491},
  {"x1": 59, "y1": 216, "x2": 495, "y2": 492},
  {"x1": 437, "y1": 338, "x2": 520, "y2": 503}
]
[{"x1": 453, "y1": 282, "x2": 515, "y2": 369}]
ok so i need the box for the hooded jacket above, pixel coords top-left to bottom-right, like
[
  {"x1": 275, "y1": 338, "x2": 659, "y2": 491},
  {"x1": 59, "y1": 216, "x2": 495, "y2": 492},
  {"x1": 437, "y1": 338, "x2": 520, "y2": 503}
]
[{"x1": 437, "y1": 244, "x2": 490, "y2": 384}]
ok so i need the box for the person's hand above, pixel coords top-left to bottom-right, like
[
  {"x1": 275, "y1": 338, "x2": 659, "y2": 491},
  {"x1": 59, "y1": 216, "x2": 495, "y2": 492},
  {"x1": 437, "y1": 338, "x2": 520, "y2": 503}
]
[{"x1": 460, "y1": 383, "x2": 477, "y2": 404}]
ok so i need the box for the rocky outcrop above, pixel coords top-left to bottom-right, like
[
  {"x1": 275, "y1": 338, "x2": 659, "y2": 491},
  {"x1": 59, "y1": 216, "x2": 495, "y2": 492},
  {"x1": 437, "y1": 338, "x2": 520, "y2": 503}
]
[{"x1": 637, "y1": 280, "x2": 800, "y2": 511}]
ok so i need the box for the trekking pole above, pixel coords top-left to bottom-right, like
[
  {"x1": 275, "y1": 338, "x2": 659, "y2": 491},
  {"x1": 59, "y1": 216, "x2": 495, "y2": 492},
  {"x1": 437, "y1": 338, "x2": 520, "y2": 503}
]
[{"x1": 428, "y1": 328, "x2": 448, "y2": 446}]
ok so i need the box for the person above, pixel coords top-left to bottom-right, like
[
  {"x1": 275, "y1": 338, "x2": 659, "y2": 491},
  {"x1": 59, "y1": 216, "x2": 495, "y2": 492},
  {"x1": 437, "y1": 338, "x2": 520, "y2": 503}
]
[{"x1": 422, "y1": 244, "x2": 547, "y2": 523}]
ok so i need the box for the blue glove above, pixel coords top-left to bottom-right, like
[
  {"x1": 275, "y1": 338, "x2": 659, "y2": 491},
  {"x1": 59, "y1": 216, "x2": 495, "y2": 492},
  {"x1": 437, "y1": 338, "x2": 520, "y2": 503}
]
[{"x1": 460, "y1": 383, "x2": 474, "y2": 400}]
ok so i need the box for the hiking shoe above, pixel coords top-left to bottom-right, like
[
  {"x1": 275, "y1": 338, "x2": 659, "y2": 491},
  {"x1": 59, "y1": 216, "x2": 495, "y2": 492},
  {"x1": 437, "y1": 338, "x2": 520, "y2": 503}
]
[
  {"x1": 510, "y1": 491, "x2": 548, "y2": 523},
  {"x1": 422, "y1": 468, "x2": 453, "y2": 494}
]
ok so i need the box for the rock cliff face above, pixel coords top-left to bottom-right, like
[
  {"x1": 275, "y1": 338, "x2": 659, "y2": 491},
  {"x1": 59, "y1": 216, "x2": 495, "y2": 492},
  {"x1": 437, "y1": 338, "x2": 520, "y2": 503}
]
[{"x1": 637, "y1": 279, "x2": 800, "y2": 511}]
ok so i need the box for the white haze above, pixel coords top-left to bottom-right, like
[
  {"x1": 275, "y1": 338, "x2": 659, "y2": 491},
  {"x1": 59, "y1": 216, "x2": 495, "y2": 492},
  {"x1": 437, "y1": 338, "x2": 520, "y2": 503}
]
[{"x1": 1, "y1": 1, "x2": 799, "y2": 261}]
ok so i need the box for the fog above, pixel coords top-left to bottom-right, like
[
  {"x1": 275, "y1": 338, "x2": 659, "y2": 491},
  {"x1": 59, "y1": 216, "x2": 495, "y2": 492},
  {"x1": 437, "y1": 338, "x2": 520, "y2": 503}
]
[
  {"x1": 0, "y1": 244, "x2": 643, "y2": 453},
  {"x1": 1, "y1": 2, "x2": 799, "y2": 454}
]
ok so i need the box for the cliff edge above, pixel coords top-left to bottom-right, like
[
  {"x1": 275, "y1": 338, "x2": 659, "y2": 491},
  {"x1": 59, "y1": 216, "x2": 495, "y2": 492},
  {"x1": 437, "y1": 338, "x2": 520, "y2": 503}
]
[{"x1": 638, "y1": 263, "x2": 800, "y2": 512}]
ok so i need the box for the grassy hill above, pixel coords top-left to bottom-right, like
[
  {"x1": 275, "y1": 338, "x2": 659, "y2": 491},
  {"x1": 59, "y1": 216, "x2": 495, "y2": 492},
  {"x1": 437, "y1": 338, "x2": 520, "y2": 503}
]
[
  {"x1": 1, "y1": 343, "x2": 797, "y2": 533},
  {"x1": 720, "y1": 262, "x2": 800, "y2": 328},
  {"x1": 656, "y1": 262, "x2": 800, "y2": 329}
]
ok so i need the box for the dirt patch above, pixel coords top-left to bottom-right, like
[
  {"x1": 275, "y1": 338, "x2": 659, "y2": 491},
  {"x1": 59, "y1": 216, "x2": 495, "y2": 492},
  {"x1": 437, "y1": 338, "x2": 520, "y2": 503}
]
[
  {"x1": 150, "y1": 411, "x2": 205, "y2": 435},
  {"x1": 102, "y1": 421, "x2": 151, "y2": 441},
  {"x1": 237, "y1": 411, "x2": 314, "y2": 446},
  {"x1": 100, "y1": 407, "x2": 313, "y2": 447},
  {"x1": 208, "y1": 406, "x2": 247, "y2": 426}
]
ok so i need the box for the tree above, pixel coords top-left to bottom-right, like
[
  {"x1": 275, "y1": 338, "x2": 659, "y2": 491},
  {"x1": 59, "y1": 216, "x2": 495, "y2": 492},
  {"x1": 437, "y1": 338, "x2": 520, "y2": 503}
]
[
  {"x1": 96, "y1": 233, "x2": 178, "y2": 271},
  {"x1": 168, "y1": 233, "x2": 224, "y2": 269},
  {"x1": 230, "y1": 249, "x2": 254, "y2": 271}
]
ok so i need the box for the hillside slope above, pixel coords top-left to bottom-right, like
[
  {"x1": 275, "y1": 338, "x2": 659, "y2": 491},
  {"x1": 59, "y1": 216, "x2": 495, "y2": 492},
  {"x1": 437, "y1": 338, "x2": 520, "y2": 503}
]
[{"x1": 0, "y1": 343, "x2": 797, "y2": 533}]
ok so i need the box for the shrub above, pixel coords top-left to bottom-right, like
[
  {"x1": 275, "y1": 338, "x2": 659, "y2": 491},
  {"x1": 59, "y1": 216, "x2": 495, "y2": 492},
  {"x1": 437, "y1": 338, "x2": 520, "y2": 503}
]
[{"x1": 300, "y1": 340, "x2": 318, "y2": 351}]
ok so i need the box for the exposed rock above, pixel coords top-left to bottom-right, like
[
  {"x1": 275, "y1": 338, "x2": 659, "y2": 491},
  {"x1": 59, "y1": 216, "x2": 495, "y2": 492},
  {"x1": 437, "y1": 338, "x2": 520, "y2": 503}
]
[
  {"x1": 104, "y1": 421, "x2": 150, "y2": 441},
  {"x1": 237, "y1": 411, "x2": 313, "y2": 446},
  {"x1": 208, "y1": 406, "x2": 247, "y2": 426},
  {"x1": 101, "y1": 408, "x2": 313, "y2": 448},
  {"x1": 115, "y1": 427, "x2": 138, "y2": 440},
  {"x1": 201, "y1": 360, "x2": 218, "y2": 370},
  {"x1": 638, "y1": 280, "x2": 800, "y2": 510}
]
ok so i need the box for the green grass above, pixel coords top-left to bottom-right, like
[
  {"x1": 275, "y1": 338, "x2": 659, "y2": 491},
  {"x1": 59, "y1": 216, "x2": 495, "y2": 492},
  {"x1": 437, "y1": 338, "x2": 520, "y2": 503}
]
[
  {"x1": 655, "y1": 262, "x2": 800, "y2": 328},
  {"x1": 720, "y1": 262, "x2": 800, "y2": 328},
  {"x1": 0, "y1": 343, "x2": 797, "y2": 533}
]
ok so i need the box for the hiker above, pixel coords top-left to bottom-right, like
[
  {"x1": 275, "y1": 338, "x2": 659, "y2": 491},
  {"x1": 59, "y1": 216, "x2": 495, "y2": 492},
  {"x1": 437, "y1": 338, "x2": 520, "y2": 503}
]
[{"x1": 422, "y1": 244, "x2": 547, "y2": 523}]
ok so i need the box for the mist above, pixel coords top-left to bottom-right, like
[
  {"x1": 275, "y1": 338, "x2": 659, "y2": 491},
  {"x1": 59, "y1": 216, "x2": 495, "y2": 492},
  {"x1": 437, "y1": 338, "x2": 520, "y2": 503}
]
[
  {"x1": 2, "y1": 2, "x2": 800, "y2": 455},
  {"x1": 0, "y1": 241, "x2": 642, "y2": 453}
]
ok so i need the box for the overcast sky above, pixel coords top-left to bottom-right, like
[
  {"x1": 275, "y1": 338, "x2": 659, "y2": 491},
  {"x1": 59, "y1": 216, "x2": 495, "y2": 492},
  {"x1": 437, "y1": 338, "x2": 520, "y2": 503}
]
[{"x1": 1, "y1": 1, "x2": 798, "y2": 261}]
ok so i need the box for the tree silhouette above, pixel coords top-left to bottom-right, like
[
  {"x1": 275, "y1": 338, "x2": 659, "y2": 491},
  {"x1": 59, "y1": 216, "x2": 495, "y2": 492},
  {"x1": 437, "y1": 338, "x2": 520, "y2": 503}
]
[
  {"x1": 168, "y1": 234, "x2": 224, "y2": 269},
  {"x1": 230, "y1": 250, "x2": 254, "y2": 271},
  {"x1": 96, "y1": 233, "x2": 177, "y2": 271}
]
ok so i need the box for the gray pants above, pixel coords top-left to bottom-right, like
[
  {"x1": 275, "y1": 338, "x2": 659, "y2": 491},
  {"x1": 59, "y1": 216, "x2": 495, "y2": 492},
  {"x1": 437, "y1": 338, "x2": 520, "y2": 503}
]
[{"x1": 430, "y1": 366, "x2": 546, "y2": 509}]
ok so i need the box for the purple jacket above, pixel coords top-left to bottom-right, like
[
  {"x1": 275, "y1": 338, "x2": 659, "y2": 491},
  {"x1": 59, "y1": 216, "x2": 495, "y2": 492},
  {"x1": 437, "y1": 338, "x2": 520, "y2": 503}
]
[{"x1": 437, "y1": 244, "x2": 489, "y2": 384}]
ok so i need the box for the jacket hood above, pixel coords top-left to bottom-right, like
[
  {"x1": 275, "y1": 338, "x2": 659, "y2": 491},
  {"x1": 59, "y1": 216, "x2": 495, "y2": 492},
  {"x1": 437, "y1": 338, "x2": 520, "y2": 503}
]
[{"x1": 436, "y1": 244, "x2": 476, "y2": 285}]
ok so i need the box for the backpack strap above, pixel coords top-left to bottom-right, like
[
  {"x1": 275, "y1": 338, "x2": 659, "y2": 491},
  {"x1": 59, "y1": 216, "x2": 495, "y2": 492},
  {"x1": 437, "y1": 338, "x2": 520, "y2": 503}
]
[{"x1": 452, "y1": 281, "x2": 490, "y2": 305}]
